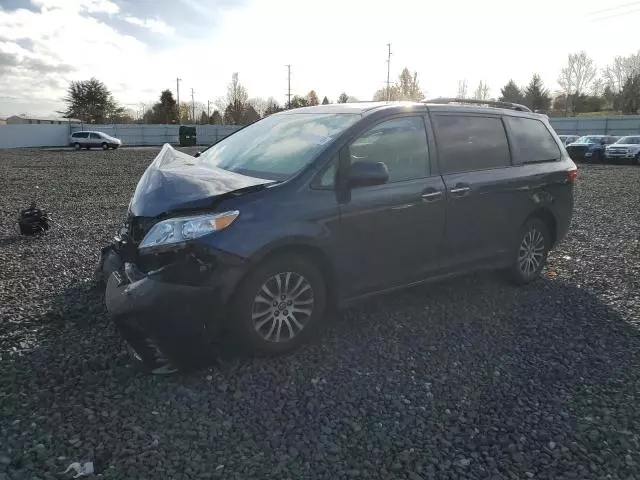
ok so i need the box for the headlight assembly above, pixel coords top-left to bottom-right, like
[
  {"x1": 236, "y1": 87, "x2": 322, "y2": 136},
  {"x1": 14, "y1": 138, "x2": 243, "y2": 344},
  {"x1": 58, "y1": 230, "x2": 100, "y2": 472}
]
[{"x1": 138, "y1": 210, "x2": 239, "y2": 250}]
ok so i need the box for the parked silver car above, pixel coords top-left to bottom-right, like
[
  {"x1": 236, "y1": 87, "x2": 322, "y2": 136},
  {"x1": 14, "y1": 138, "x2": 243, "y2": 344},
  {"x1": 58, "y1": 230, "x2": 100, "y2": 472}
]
[{"x1": 69, "y1": 131, "x2": 122, "y2": 150}]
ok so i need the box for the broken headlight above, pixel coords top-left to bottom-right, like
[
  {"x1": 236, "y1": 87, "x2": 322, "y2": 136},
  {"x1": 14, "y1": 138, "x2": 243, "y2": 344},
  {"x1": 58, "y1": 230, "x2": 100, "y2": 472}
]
[{"x1": 138, "y1": 211, "x2": 240, "y2": 251}]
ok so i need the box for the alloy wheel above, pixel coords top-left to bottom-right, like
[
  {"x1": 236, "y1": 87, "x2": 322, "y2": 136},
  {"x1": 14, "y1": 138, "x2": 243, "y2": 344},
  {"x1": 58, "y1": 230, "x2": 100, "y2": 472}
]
[
  {"x1": 251, "y1": 271, "x2": 314, "y2": 343},
  {"x1": 518, "y1": 227, "x2": 545, "y2": 276}
]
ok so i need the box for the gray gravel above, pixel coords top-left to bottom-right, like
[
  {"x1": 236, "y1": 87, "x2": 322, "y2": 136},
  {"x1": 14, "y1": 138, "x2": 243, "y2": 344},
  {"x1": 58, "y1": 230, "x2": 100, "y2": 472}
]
[{"x1": 0, "y1": 148, "x2": 639, "y2": 480}]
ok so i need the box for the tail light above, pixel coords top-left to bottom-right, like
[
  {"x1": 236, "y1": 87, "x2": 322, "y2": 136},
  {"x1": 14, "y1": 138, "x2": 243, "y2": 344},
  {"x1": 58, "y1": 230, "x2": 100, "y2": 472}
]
[{"x1": 567, "y1": 168, "x2": 578, "y2": 183}]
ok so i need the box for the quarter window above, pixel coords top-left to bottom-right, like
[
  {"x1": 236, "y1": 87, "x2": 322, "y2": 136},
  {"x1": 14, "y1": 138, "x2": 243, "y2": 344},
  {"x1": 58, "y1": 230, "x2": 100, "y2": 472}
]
[
  {"x1": 433, "y1": 115, "x2": 511, "y2": 174},
  {"x1": 505, "y1": 116, "x2": 561, "y2": 163},
  {"x1": 348, "y1": 116, "x2": 429, "y2": 183}
]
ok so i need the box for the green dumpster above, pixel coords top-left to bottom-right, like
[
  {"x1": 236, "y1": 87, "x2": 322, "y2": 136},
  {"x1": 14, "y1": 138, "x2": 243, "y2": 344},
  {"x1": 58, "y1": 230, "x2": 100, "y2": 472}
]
[{"x1": 179, "y1": 126, "x2": 196, "y2": 147}]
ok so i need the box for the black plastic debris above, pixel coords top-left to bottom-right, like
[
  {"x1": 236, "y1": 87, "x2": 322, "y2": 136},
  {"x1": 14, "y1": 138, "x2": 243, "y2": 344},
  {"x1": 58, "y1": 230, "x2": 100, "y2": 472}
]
[{"x1": 17, "y1": 203, "x2": 51, "y2": 235}]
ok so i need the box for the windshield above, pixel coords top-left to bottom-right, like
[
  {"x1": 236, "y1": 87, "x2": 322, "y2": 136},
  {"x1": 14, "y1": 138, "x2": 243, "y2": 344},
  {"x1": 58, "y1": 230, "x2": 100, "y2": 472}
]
[
  {"x1": 198, "y1": 113, "x2": 360, "y2": 180},
  {"x1": 615, "y1": 136, "x2": 640, "y2": 144},
  {"x1": 574, "y1": 136, "x2": 602, "y2": 144}
]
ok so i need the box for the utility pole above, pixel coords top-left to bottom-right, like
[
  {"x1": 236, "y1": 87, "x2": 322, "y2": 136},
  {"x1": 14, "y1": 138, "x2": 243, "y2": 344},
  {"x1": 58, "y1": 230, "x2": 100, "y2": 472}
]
[
  {"x1": 285, "y1": 64, "x2": 291, "y2": 109},
  {"x1": 190, "y1": 88, "x2": 195, "y2": 123},
  {"x1": 176, "y1": 77, "x2": 182, "y2": 124},
  {"x1": 386, "y1": 43, "x2": 392, "y2": 101}
]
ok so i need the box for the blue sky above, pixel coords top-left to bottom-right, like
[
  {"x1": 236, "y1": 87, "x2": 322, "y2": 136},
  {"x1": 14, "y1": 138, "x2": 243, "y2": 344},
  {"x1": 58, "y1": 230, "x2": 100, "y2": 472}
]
[{"x1": 1, "y1": 0, "x2": 640, "y2": 117}]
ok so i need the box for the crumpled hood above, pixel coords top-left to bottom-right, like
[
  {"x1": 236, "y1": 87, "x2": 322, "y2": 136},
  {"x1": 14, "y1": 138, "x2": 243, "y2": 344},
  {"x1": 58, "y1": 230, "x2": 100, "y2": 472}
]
[{"x1": 129, "y1": 143, "x2": 273, "y2": 217}]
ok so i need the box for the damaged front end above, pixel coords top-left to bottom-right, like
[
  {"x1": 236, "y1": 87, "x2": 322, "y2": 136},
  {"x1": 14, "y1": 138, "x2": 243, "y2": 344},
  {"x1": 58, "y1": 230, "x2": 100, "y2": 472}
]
[{"x1": 96, "y1": 144, "x2": 269, "y2": 373}]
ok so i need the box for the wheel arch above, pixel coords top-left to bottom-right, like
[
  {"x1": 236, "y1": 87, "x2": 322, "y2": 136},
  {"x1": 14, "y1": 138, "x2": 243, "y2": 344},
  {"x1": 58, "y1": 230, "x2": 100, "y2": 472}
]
[{"x1": 526, "y1": 207, "x2": 558, "y2": 247}]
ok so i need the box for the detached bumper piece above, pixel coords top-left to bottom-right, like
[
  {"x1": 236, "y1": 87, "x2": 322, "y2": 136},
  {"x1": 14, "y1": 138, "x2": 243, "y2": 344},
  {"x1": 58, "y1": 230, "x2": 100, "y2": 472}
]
[{"x1": 99, "y1": 246, "x2": 223, "y2": 373}]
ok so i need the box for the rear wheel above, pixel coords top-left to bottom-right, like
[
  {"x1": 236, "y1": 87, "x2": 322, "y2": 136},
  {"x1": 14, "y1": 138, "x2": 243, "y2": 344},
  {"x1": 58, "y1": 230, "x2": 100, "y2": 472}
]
[
  {"x1": 101, "y1": 142, "x2": 109, "y2": 150},
  {"x1": 229, "y1": 254, "x2": 326, "y2": 355},
  {"x1": 74, "y1": 142, "x2": 81, "y2": 150},
  {"x1": 508, "y1": 218, "x2": 550, "y2": 285}
]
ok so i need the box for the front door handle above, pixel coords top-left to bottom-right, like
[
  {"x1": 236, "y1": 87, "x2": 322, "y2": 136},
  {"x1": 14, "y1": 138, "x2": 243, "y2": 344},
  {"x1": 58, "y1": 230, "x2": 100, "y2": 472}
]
[
  {"x1": 449, "y1": 184, "x2": 471, "y2": 196},
  {"x1": 421, "y1": 190, "x2": 443, "y2": 202}
]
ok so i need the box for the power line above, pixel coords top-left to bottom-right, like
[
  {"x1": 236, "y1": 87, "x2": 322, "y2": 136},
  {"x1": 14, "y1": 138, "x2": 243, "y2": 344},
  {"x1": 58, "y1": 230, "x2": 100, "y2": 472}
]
[
  {"x1": 587, "y1": 6, "x2": 640, "y2": 21},
  {"x1": 583, "y1": 1, "x2": 640, "y2": 17}
]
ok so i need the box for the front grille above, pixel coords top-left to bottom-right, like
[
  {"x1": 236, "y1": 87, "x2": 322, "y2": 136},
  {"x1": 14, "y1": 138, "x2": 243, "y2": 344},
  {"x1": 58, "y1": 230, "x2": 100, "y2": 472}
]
[
  {"x1": 566, "y1": 145, "x2": 588, "y2": 160},
  {"x1": 608, "y1": 148, "x2": 626, "y2": 154}
]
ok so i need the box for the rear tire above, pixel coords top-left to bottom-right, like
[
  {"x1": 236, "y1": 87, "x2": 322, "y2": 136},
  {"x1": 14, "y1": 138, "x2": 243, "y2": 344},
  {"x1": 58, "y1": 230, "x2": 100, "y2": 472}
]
[
  {"x1": 74, "y1": 142, "x2": 81, "y2": 150},
  {"x1": 229, "y1": 254, "x2": 327, "y2": 356},
  {"x1": 507, "y1": 218, "x2": 550, "y2": 285},
  {"x1": 101, "y1": 142, "x2": 109, "y2": 150}
]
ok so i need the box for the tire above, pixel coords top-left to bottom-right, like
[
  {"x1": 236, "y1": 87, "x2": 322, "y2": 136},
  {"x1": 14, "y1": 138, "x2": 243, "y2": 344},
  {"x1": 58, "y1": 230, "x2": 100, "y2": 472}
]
[
  {"x1": 74, "y1": 142, "x2": 81, "y2": 150},
  {"x1": 633, "y1": 154, "x2": 640, "y2": 166},
  {"x1": 101, "y1": 142, "x2": 109, "y2": 150},
  {"x1": 507, "y1": 218, "x2": 550, "y2": 285},
  {"x1": 229, "y1": 254, "x2": 327, "y2": 356}
]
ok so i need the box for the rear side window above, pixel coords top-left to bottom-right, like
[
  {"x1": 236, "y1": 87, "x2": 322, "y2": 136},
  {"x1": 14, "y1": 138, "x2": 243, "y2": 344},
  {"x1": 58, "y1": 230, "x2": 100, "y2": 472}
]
[
  {"x1": 433, "y1": 115, "x2": 510, "y2": 174},
  {"x1": 505, "y1": 116, "x2": 561, "y2": 164}
]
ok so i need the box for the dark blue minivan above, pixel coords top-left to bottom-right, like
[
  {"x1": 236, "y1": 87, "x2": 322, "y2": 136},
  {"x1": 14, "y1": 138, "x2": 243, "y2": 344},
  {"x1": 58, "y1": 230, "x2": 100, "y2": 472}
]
[{"x1": 98, "y1": 100, "x2": 576, "y2": 373}]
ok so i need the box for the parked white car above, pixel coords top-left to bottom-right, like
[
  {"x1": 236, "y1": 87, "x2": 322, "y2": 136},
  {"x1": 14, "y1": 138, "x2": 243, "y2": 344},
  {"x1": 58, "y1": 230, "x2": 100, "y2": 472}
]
[
  {"x1": 69, "y1": 131, "x2": 122, "y2": 150},
  {"x1": 604, "y1": 135, "x2": 640, "y2": 165}
]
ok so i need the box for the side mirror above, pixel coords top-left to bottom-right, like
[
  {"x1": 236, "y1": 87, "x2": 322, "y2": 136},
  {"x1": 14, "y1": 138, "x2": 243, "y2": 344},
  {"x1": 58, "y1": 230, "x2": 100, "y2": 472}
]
[
  {"x1": 194, "y1": 151, "x2": 201, "y2": 158},
  {"x1": 347, "y1": 160, "x2": 389, "y2": 188}
]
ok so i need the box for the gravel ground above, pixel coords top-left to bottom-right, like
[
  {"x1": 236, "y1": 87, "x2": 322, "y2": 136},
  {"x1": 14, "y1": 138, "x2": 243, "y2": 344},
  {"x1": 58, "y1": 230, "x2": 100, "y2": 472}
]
[{"x1": 0, "y1": 148, "x2": 638, "y2": 480}]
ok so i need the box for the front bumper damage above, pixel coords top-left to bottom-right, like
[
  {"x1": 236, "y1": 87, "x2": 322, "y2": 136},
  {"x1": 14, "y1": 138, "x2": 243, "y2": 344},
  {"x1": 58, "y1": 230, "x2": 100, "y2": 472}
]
[{"x1": 97, "y1": 239, "x2": 246, "y2": 372}]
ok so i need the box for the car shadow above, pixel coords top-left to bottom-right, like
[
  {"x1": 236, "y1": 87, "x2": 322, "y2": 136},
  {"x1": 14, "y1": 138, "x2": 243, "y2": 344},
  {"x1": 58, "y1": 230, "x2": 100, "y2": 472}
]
[{"x1": 1, "y1": 272, "x2": 638, "y2": 477}]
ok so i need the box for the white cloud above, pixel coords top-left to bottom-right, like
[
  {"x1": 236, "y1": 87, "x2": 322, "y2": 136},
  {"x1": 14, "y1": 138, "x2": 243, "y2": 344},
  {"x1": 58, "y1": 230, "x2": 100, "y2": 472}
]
[
  {"x1": 124, "y1": 16, "x2": 176, "y2": 36},
  {"x1": 31, "y1": 0, "x2": 120, "y2": 14}
]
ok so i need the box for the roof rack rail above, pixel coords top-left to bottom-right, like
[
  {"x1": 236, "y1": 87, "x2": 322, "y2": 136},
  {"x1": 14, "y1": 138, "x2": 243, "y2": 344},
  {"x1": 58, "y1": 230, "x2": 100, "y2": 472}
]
[{"x1": 424, "y1": 97, "x2": 532, "y2": 113}]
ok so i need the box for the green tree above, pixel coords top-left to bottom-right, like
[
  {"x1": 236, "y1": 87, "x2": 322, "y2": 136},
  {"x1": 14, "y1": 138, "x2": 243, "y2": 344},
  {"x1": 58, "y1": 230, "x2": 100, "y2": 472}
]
[
  {"x1": 337, "y1": 92, "x2": 349, "y2": 103},
  {"x1": 242, "y1": 105, "x2": 261, "y2": 124},
  {"x1": 523, "y1": 74, "x2": 551, "y2": 111},
  {"x1": 264, "y1": 100, "x2": 283, "y2": 116},
  {"x1": 199, "y1": 111, "x2": 208, "y2": 124},
  {"x1": 62, "y1": 77, "x2": 122, "y2": 123},
  {"x1": 307, "y1": 90, "x2": 319, "y2": 106},
  {"x1": 620, "y1": 73, "x2": 640, "y2": 114},
  {"x1": 397, "y1": 68, "x2": 424, "y2": 101},
  {"x1": 499, "y1": 80, "x2": 524, "y2": 104},
  {"x1": 289, "y1": 95, "x2": 309, "y2": 109},
  {"x1": 149, "y1": 89, "x2": 178, "y2": 124},
  {"x1": 321, "y1": 96, "x2": 330, "y2": 105},
  {"x1": 210, "y1": 110, "x2": 223, "y2": 124},
  {"x1": 373, "y1": 68, "x2": 424, "y2": 101}
]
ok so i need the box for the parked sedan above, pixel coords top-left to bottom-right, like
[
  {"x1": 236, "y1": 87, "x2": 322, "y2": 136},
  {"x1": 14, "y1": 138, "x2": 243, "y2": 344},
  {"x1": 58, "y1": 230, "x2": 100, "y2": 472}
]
[
  {"x1": 605, "y1": 135, "x2": 640, "y2": 165},
  {"x1": 69, "y1": 131, "x2": 122, "y2": 150}
]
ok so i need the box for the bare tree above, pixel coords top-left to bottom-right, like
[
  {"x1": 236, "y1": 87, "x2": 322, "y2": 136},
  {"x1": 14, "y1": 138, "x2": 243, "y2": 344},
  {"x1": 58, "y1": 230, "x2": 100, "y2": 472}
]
[
  {"x1": 472, "y1": 80, "x2": 490, "y2": 101},
  {"x1": 602, "y1": 51, "x2": 640, "y2": 93},
  {"x1": 456, "y1": 79, "x2": 468, "y2": 99},
  {"x1": 558, "y1": 51, "x2": 598, "y2": 96}
]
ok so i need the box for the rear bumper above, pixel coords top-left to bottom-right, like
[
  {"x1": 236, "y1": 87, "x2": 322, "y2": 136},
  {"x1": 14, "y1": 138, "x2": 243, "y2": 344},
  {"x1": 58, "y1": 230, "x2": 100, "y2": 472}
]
[{"x1": 97, "y1": 242, "x2": 247, "y2": 369}]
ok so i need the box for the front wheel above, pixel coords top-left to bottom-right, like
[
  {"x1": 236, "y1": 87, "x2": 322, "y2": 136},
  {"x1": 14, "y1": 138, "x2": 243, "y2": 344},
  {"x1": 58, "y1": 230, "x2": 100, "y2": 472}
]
[
  {"x1": 633, "y1": 154, "x2": 640, "y2": 166},
  {"x1": 507, "y1": 218, "x2": 550, "y2": 285},
  {"x1": 101, "y1": 142, "x2": 109, "y2": 150},
  {"x1": 229, "y1": 254, "x2": 327, "y2": 356}
]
